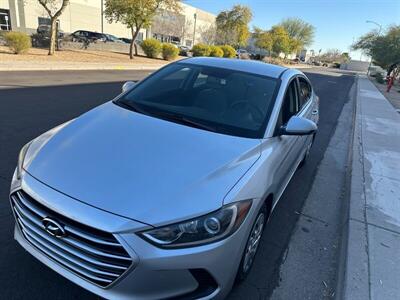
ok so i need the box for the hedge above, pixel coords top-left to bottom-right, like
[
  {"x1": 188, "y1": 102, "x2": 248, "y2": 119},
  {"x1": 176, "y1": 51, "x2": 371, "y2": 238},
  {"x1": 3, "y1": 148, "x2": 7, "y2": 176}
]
[
  {"x1": 192, "y1": 43, "x2": 211, "y2": 57},
  {"x1": 209, "y1": 45, "x2": 224, "y2": 57},
  {"x1": 141, "y1": 38, "x2": 162, "y2": 58},
  {"x1": 219, "y1": 45, "x2": 236, "y2": 58},
  {"x1": 162, "y1": 43, "x2": 179, "y2": 60},
  {"x1": 4, "y1": 31, "x2": 31, "y2": 54}
]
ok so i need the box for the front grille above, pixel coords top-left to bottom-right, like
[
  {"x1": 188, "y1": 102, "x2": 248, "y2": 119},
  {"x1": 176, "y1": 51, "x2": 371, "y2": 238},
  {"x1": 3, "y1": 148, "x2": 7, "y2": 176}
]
[{"x1": 10, "y1": 191, "x2": 132, "y2": 288}]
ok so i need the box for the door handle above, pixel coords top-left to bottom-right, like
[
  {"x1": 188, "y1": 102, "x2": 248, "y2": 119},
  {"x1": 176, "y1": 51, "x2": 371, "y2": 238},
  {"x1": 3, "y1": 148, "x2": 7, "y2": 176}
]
[{"x1": 312, "y1": 109, "x2": 318, "y2": 115}]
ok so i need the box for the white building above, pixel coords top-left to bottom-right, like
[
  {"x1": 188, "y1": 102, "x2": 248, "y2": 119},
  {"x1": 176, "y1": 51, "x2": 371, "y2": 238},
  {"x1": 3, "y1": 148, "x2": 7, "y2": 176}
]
[
  {"x1": 0, "y1": 0, "x2": 215, "y2": 45},
  {"x1": 299, "y1": 49, "x2": 315, "y2": 62}
]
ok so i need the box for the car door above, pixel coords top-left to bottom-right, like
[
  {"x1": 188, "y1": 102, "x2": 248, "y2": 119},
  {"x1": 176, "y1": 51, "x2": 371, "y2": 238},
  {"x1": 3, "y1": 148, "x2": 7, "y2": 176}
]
[
  {"x1": 272, "y1": 77, "x2": 303, "y2": 200},
  {"x1": 81, "y1": 31, "x2": 90, "y2": 41}
]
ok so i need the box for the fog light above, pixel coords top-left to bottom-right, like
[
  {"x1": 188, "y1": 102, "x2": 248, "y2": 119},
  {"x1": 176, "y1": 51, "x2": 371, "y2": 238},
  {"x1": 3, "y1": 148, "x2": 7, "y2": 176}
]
[{"x1": 204, "y1": 217, "x2": 221, "y2": 234}]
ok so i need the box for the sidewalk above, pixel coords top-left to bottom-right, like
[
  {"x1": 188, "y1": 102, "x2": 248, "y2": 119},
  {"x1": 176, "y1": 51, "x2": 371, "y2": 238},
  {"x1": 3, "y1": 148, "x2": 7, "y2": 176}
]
[{"x1": 341, "y1": 75, "x2": 400, "y2": 299}]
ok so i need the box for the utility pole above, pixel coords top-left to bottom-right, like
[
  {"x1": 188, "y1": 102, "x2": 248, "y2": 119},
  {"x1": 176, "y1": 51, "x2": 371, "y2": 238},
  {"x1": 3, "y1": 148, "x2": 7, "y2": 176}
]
[
  {"x1": 366, "y1": 20, "x2": 382, "y2": 75},
  {"x1": 101, "y1": 0, "x2": 104, "y2": 33},
  {"x1": 192, "y1": 13, "x2": 197, "y2": 46}
]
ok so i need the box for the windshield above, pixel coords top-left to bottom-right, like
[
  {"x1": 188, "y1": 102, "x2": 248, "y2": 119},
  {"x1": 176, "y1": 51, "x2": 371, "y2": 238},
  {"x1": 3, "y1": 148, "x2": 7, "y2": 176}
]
[
  {"x1": 116, "y1": 63, "x2": 279, "y2": 138},
  {"x1": 107, "y1": 34, "x2": 119, "y2": 41}
]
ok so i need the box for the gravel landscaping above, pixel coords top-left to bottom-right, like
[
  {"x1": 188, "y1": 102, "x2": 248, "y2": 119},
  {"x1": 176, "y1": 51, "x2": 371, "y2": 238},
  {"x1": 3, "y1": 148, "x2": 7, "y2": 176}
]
[{"x1": 0, "y1": 46, "x2": 178, "y2": 71}]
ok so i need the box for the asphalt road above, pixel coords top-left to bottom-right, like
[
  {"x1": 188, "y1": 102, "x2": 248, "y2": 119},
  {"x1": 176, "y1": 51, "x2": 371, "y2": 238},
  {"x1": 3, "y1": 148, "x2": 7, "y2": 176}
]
[{"x1": 0, "y1": 68, "x2": 355, "y2": 299}]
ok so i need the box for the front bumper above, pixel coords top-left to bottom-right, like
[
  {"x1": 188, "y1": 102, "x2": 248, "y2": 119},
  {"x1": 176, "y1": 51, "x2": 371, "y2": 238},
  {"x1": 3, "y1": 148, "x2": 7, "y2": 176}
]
[{"x1": 11, "y1": 172, "x2": 253, "y2": 300}]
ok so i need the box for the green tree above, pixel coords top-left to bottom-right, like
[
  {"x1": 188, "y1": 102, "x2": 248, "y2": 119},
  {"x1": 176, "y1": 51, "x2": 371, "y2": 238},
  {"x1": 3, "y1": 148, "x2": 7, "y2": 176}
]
[
  {"x1": 38, "y1": 0, "x2": 70, "y2": 55},
  {"x1": 216, "y1": 5, "x2": 252, "y2": 48},
  {"x1": 351, "y1": 30, "x2": 379, "y2": 57},
  {"x1": 279, "y1": 17, "x2": 315, "y2": 48},
  {"x1": 341, "y1": 52, "x2": 351, "y2": 62},
  {"x1": 270, "y1": 26, "x2": 291, "y2": 56},
  {"x1": 352, "y1": 25, "x2": 400, "y2": 70},
  {"x1": 288, "y1": 37, "x2": 302, "y2": 54},
  {"x1": 253, "y1": 27, "x2": 273, "y2": 55},
  {"x1": 105, "y1": 0, "x2": 181, "y2": 59}
]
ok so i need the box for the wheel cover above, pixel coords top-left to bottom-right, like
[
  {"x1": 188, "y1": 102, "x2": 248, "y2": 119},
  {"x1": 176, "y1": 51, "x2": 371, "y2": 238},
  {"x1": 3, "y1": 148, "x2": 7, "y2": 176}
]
[{"x1": 243, "y1": 213, "x2": 265, "y2": 273}]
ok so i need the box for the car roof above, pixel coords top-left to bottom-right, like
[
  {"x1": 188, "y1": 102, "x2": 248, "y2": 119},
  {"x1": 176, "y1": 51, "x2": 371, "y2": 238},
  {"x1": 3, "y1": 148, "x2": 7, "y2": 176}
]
[{"x1": 180, "y1": 57, "x2": 289, "y2": 79}]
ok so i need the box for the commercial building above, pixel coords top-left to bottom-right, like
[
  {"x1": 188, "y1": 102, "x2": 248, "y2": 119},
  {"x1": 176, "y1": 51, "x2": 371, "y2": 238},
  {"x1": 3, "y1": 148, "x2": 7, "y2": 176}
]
[{"x1": 0, "y1": 0, "x2": 215, "y2": 45}]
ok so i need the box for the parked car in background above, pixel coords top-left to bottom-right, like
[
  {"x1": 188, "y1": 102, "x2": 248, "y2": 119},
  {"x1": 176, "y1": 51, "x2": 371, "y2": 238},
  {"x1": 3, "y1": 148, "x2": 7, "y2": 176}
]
[
  {"x1": 70, "y1": 30, "x2": 106, "y2": 43},
  {"x1": 369, "y1": 65, "x2": 387, "y2": 77},
  {"x1": 178, "y1": 45, "x2": 191, "y2": 56},
  {"x1": 119, "y1": 38, "x2": 143, "y2": 45},
  {"x1": 237, "y1": 49, "x2": 250, "y2": 59},
  {"x1": 37, "y1": 24, "x2": 64, "y2": 38},
  {"x1": 249, "y1": 52, "x2": 265, "y2": 61},
  {"x1": 10, "y1": 58, "x2": 318, "y2": 300},
  {"x1": 119, "y1": 37, "x2": 132, "y2": 44},
  {"x1": 103, "y1": 34, "x2": 125, "y2": 43},
  {"x1": 32, "y1": 24, "x2": 64, "y2": 48}
]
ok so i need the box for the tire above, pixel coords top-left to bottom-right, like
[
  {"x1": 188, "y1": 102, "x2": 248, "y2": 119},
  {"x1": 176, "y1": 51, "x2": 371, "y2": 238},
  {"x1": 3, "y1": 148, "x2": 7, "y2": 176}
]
[{"x1": 235, "y1": 204, "x2": 267, "y2": 283}]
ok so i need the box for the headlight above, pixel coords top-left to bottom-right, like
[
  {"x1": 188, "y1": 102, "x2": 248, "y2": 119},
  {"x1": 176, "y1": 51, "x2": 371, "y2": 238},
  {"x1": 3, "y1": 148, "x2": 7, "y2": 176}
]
[
  {"x1": 138, "y1": 200, "x2": 252, "y2": 248},
  {"x1": 16, "y1": 141, "x2": 32, "y2": 180}
]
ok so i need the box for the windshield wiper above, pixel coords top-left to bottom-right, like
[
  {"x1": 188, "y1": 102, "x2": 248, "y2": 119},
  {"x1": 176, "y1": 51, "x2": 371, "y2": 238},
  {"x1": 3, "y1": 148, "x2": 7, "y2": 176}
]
[
  {"x1": 116, "y1": 99, "x2": 151, "y2": 115},
  {"x1": 153, "y1": 111, "x2": 217, "y2": 132},
  {"x1": 179, "y1": 116, "x2": 217, "y2": 132},
  {"x1": 116, "y1": 100, "x2": 217, "y2": 132}
]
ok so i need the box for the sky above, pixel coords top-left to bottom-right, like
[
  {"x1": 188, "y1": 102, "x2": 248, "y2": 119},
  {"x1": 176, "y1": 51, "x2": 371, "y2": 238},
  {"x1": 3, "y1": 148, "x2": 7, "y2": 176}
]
[{"x1": 185, "y1": 0, "x2": 400, "y2": 61}]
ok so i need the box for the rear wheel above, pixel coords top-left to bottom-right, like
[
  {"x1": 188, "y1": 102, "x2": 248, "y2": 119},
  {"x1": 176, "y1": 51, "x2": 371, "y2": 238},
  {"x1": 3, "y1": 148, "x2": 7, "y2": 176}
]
[{"x1": 236, "y1": 204, "x2": 267, "y2": 282}]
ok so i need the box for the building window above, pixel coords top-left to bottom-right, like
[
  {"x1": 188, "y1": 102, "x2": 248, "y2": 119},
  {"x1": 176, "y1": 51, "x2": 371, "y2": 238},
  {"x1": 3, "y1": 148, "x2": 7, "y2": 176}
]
[
  {"x1": 137, "y1": 32, "x2": 143, "y2": 41},
  {"x1": 38, "y1": 17, "x2": 51, "y2": 26},
  {"x1": 38, "y1": 17, "x2": 60, "y2": 30},
  {"x1": 0, "y1": 9, "x2": 11, "y2": 31}
]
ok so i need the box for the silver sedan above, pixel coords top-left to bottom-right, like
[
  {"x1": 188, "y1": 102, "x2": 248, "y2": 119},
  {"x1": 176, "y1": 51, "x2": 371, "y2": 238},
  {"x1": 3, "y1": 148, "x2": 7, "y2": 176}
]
[{"x1": 10, "y1": 57, "x2": 319, "y2": 299}]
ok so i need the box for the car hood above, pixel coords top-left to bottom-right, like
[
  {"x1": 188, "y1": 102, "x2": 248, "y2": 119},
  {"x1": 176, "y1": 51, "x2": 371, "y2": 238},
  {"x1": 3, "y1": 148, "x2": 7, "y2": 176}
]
[{"x1": 25, "y1": 102, "x2": 261, "y2": 226}]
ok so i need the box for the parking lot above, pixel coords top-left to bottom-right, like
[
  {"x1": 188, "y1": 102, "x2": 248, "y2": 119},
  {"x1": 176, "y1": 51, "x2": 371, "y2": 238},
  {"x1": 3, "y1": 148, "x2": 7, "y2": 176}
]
[{"x1": 0, "y1": 68, "x2": 355, "y2": 299}]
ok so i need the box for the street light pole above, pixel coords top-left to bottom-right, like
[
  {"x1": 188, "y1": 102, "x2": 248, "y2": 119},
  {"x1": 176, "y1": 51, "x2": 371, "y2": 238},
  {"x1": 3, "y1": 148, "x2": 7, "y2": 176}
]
[
  {"x1": 366, "y1": 20, "x2": 382, "y2": 75},
  {"x1": 192, "y1": 13, "x2": 197, "y2": 47},
  {"x1": 101, "y1": 0, "x2": 104, "y2": 34}
]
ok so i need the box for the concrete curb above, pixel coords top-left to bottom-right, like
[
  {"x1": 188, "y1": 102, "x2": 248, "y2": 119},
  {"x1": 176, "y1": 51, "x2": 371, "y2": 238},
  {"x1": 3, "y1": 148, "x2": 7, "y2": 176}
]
[
  {"x1": 335, "y1": 75, "x2": 358, "y2": 300},
  {"x1": 336, "y1": 74, "x2": 372, "y2": 300}
]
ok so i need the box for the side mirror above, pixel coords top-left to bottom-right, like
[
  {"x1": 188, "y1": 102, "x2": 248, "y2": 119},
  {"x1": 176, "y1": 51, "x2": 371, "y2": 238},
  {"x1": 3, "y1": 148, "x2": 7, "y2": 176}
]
[
  {"x1": 122, "y1": 81, "x2": 136, "y2": 93},
  {"x1": 280, "y1": 116, "x2": 317, "y2": 136}
]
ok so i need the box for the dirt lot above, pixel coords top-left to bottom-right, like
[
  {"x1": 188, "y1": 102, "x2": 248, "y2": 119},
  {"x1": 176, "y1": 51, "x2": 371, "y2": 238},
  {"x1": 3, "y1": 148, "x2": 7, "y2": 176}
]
[
  {"x1": 0, "y1": 46, "x2": 178, "y2": 70},
  {"x1": 0, "y1": 46, "x2": 173, "y2": 64}
]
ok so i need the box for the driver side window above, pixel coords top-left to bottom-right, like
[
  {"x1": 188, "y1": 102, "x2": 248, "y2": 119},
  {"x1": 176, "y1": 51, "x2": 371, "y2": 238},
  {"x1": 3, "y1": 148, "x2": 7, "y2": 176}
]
[
  {"x1": 274, "y1": 79, "x2": 299, "y2": 135},
  {"x1": 278, "y1": 79, "x2": 299, "y2": 129}
]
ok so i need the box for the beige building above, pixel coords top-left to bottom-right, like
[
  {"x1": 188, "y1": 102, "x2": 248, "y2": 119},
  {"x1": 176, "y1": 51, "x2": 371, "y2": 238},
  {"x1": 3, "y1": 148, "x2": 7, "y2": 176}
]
[{"x1": 0, "y1": 0, "x2": 215, "y2": 45}]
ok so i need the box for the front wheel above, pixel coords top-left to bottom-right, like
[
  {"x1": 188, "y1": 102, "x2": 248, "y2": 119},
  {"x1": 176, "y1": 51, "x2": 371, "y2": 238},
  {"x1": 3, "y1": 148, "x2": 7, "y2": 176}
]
[{"x1": 236, "y1": 205, "x2": 266, "y2": 282}]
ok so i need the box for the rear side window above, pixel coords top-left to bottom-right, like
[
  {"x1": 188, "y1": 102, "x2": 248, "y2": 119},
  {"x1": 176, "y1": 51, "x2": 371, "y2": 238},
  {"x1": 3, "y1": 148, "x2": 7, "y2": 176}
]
[{"x1": 298, "y1": 77, "x2": 312, "y2": 109}]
